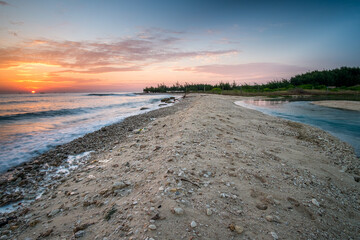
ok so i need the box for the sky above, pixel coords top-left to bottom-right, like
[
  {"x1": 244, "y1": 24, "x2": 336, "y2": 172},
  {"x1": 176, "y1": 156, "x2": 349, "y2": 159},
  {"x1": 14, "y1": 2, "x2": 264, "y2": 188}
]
[{"x1": 0, "y1": 0, "x2": 359, "y2": 93}]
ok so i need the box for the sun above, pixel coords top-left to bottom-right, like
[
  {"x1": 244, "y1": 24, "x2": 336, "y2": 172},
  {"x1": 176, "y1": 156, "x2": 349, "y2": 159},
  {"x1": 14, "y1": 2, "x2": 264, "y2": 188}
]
[{"x1": 31, "y1": 90, "x2": 36, "y2": 94}]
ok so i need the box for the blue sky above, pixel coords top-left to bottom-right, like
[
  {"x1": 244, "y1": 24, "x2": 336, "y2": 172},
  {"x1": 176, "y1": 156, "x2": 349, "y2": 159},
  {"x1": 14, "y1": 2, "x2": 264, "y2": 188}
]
[{"x1": 0, "y1": 0, "x2": 359, "y2": 92}]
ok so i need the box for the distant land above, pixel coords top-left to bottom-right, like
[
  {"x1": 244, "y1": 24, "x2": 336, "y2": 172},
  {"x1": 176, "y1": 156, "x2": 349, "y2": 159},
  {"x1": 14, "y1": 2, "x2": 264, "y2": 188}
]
[{"x1": 143, "y1": 67, "x2": 360, "y2": 97}]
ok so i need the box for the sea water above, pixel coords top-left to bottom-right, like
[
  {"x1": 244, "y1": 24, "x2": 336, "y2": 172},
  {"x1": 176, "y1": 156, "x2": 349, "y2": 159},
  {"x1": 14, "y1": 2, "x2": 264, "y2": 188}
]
[
  {"x1": 235, "y1": 100, "x2": 360, "y2": 156},
  {"x1": 0, "y1": 92, "x2": 173, "y2": 172}
]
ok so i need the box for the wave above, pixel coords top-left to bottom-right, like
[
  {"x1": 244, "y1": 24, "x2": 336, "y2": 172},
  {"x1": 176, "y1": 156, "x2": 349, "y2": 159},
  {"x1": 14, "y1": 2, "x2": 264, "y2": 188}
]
[
  {"x1": 0, "y1": 100, "x2": 157, "y2": 122},
  {"x1": 86, "y1": 93, "x2": 136, "y2": 97},
  {"x1": 0, "y1": 108, "x2": 88, "y2": 121},
  {"x1": 0, "y1": 100, "x2": 39, "y2": 105}
]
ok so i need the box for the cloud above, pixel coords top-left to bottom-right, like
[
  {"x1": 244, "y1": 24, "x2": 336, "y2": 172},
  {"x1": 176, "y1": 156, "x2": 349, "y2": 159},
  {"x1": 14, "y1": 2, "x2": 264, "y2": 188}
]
[
  {"x1": 0, "y1": 31, "x2": 237, "y2": 72},
  {"x1": 55, "y1": 66, "x2": 143, "y2": 74},
  {"x1": 0, "y1": 1, "x2": 9, "y2": 6},
  {"x1": 8, "y1": 31, "x2": 18, "y2": 37},
  {"x1": 10, "y1": 21, "x2": 24, "y2": 25},
  {"x1": 175, "y1": 62, "x2": 309, "y2": 83}
]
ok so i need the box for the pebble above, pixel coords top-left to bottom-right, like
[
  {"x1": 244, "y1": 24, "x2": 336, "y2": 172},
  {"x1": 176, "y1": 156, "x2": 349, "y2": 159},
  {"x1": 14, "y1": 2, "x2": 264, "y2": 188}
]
[
  {"x1": 311, "y1": 198, "x2": 320, "y2": 207},
  {"x1": 265, "y1": 215, "x2": 274, "y2": 222},
  {"x1": 173, "y1": 207, "x2": 184, "y2": 215},
  {"x1": 206, "y1": 208, "x2": 213, "y2": 216},
  {"x1": 270, "y1": 231, "x2": 278, "y2": 240},
  {"x1": 256, "y1": 204, "x2": 268, "y2": 210},
  {"x1": 235, "y1": 225, "x2": 244, "y2": 234},
  {"x1": 47, "y1": 208, "x2": 60, "y2": 217},
  {"x1": 75, "y1": 230, "x2": 85, "y2": 238},
  {"x1": 190, "y1": 221, "x2": 197, "y2": 228},
  {"x1": 148, "y1": 224, "x2": 157, "y2": 230},
  {"x1": 112, "y1": 181, "x2": 127, "y2": 190}
]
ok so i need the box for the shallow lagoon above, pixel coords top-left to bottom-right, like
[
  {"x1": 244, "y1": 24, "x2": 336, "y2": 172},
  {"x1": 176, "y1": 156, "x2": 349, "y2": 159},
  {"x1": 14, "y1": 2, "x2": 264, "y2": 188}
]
[{"x1": 235, "y1": 100, "x2": 360, "y2": 156}]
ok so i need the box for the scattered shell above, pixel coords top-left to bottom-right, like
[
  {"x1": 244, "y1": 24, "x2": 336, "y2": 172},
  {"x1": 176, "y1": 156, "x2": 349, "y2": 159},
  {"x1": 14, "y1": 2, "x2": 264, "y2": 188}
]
[{"x1": 206, "y1": 208, "x2": 213, "y2": 216}]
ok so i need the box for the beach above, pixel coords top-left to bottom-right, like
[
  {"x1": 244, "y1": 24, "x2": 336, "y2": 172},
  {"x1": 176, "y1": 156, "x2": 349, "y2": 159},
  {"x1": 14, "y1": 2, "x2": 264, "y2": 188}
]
[
  {"x1": 311, "y1": 100, "x2": 360, "y2": 111},
  {"x1": 1, "y1": 94, "x2": 359, "y2": 240}
]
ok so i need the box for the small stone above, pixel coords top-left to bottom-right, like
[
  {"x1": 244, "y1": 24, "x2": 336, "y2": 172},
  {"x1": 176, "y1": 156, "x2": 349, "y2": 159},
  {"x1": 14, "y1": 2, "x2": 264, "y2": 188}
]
[
  {"x1": 270, "y1": 231, "x2": 278, "y2": 240},
  {"x1": 206, "y1": 208, "x2": 212, "y2": 216},
  {"x1": 75, "y1": 230, "x2": 85, "y2": 238},
  {"x1": 256, "y1": 204, "x2": 268, "y2": 210},
  {"x1": 173, "y1": 207, "x2": 184, "y2": 215},
  {"x1": 311, "y1": 198, "x2": 320, "y2": 207},
  {"x1": 235, "y1": 225, "x2": 244, "y2": 234},
  {"x1": 159, "y1": 186, "x2": 164, "y2": 191},
  {"x1": 265, "y1": 215, "x2": 274, "y2": 222},
  {"x1": 47, "y1": 209, "x2": 60, "y2": 217},
  {"x1": 112, "y1": 181, "x2": 127, "y2": 190},
  {"x1": 190, "y1": 221, "x2": 197, "y2": 228},
  {"x1": 148, "y1": 224, "x2": 157, "y2": 230}
]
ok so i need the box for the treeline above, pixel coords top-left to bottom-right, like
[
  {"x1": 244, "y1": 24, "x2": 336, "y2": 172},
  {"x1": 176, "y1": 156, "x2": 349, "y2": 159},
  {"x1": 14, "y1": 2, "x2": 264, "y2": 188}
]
[{"x1": 143, "y1": 67, "x2": 360, "y2": 93}]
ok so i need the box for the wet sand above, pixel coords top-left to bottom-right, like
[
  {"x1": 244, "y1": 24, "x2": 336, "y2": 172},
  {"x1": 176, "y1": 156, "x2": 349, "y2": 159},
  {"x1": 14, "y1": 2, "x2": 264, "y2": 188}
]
[
  {"x1": 1, "y1": 94, "x2": 359, "y2": 240},
  {"x1": 311, "y1": 100, "x2": 360, "y2": 111}
]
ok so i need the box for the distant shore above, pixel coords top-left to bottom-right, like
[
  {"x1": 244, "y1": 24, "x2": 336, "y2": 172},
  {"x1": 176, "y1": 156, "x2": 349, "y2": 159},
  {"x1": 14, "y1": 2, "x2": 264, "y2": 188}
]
[
  {"x1": 1, "y1": 94, "x2": 359, "y2": 240},
  {"x1": 311, "y1": 100, "x2": 360, "y2": 111}
]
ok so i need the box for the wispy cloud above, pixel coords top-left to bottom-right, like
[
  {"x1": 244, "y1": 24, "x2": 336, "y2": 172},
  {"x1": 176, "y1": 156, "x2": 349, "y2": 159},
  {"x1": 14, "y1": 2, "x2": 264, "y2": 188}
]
[
  {"x1": 175, "y1": 63, "x2": 309, "y2": 83},
  {"x1": 0, "y1": 1, "x2": 9, "y2": 6},
  {"x1": 10, "y1": 21, "x2": 24, "y2": 25},
  {"x1": 0, "y1": 28, "x2": 237, "y2": 74}
]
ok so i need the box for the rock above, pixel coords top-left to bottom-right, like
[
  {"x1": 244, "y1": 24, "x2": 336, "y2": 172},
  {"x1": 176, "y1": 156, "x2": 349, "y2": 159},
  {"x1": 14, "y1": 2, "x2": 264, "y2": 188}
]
[
  {"x1": 38, "y1": 229, "x2": 53, "y2": 238},
  {"x1": 148, "y1": 224, "x2": 157, "y2": 230},
  {"x1": 229, "y1": 224, "x2": 244, "y2": 234},
  {"x1": 112, "y1": 181, "x2": 127, "y2": 190},
  {"x1": 270, "y1": 231, "x2": 279, "y2": 239},
  {"x1": 75, "y1": 230, "x2": 85, "y2": 238},
  {"x1": 0, "y1": 236, "x2": 8, "y2": 240},
  {"x1": 190, "y1": 221, "x2": 197, "y2": 228},
  {"x1": 256, "y1": 204, "x2": 268, "y2": 210},
  {"x1": 173, "y1": 207, "x2": 184, "y2": 215},
  {"x1": 140, "y1": 107, "x2": 150, "y2": 110},
  {"x1": 311, "y1": 198, "x2": 320, "y2": 207},
  {"x1": 354, "y1": 176, "x2": 360, "y2": 182},
  {"x1": 235, "y1": 225, "x2": 244, "y2": 234},
  {"x1": 265, "y1": 215, "x2": 274, "y2": 222},
  {"x1": 206, "y1": 208, "x2": 213, "y2": 216},
  {"x1": 47, "y1": 209, "x2": 60, "y2": 217}
]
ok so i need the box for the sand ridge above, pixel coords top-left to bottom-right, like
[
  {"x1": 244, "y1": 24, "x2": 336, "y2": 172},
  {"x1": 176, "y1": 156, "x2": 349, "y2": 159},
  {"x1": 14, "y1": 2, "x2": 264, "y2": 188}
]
[
  {"x1": 311, "y1": 100, "x2": 360, "y2": 111},
  {"x1": 1, "y1": 94, "x2": 359, "y2": 240}
]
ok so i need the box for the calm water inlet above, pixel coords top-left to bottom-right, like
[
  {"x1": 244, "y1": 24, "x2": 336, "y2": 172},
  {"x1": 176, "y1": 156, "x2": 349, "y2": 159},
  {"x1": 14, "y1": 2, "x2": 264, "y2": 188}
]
[{"x1": 235, "y1": 100, "x2": 360, "y2": 157}]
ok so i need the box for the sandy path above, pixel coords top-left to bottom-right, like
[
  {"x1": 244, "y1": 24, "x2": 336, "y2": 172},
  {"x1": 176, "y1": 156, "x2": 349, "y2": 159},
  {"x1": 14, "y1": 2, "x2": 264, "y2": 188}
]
[
  {"x1": 311, "y1": 100, "x2": 360, "y2": 111},
  {"x1": 2, "y1": 94, "x2": 359, "y2": 240}
]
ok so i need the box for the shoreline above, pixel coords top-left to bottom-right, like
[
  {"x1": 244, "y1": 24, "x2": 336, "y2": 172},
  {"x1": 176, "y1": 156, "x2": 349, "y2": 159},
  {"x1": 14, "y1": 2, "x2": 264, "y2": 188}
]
[
  {"x1": 0, "y1": 96, "x2": 189, "y2": 208},
  {"x1": 311, "y1": 100, "x2": 360, "y2": 111},
  {"x1": 1, "y1": 94, "x2": 359, "y2": 239}
]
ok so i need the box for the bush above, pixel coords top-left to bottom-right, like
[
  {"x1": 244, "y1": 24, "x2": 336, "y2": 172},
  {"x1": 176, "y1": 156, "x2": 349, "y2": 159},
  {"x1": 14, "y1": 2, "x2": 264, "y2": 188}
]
[{"x1": 211, "y1": 88, "x2": 222, "y2": 94}]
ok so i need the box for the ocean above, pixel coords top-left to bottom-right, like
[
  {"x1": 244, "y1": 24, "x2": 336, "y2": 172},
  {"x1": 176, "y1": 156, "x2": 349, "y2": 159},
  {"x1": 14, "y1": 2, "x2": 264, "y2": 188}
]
[
  {"x1": 0, "y1": 92, "x2": 173, "y2": 172},
  {"x1": 235, "y1": 100, "x2": 360, "y2": 156}
]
